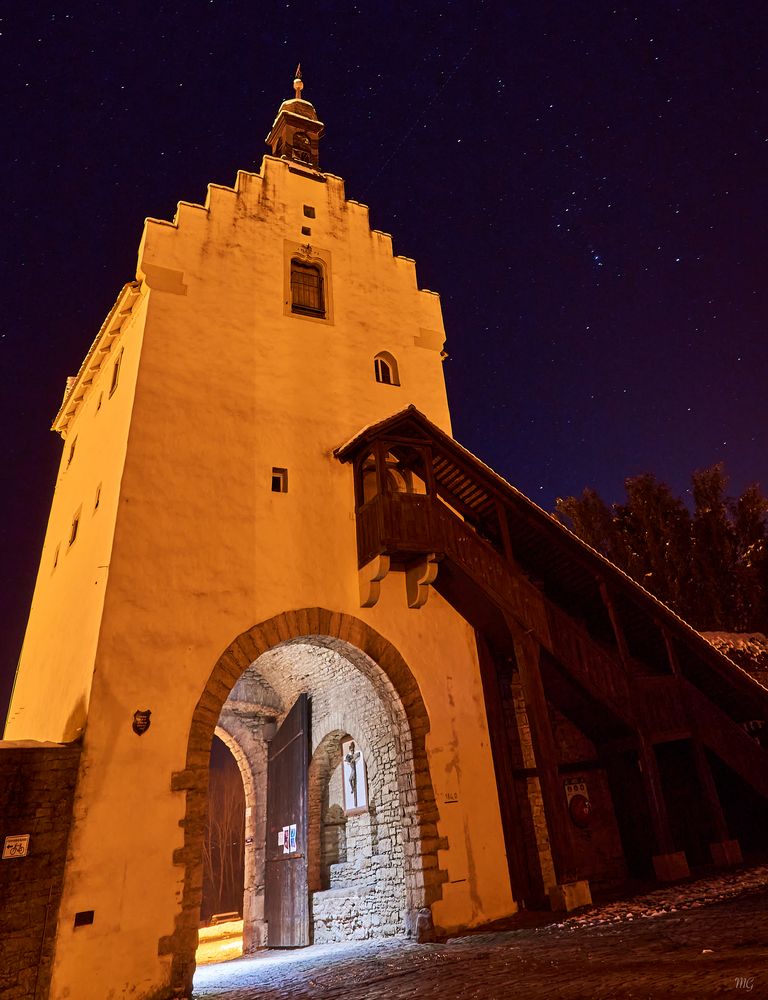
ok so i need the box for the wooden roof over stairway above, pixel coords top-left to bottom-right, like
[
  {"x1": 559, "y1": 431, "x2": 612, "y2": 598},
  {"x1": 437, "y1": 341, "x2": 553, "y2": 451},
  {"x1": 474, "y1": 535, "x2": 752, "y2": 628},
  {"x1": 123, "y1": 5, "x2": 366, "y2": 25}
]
[{"x1": 335, "y1": 405, "x2": 768, "y2": 722}]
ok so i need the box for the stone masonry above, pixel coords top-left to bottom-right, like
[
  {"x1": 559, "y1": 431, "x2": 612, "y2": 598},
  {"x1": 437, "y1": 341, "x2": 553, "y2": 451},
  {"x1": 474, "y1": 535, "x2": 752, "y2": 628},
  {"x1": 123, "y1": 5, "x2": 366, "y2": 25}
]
[
  {"x1": 217, "y1": 633, "x2": 413, "y2": 947},
  {"x1": 0, "y1": 742, "x2": 80, "y2": 1000}
]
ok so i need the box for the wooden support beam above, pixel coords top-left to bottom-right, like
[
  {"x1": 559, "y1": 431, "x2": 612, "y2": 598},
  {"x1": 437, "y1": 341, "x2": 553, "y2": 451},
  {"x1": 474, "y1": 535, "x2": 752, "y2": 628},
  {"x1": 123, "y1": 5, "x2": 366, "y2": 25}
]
[
  {"x1": 663, "y1": 628, "x2": 733, "y2": 847},
  {"x1": 690, "y1": 739, "x2": 730, "y2": 843},
  {"x1": 599, "y1": 579, "x2": 632, "y2": 671},
  {"x1": 475, "y1": 632, "x2": 546, "y2": 909},
  {"x1": 495, "y1": 499, "x2": 515, "y2": 566},
  {"x1": 637, "y1": 734, "x2": 675, "y2": 856},
  {"x1": 512, "y1": 631, "x2": 579, "y2": 885}
]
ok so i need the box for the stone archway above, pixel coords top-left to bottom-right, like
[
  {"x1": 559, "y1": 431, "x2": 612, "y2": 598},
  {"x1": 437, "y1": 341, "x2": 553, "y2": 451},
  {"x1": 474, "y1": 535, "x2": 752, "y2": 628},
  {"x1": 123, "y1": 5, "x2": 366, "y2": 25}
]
[{"x1": 164, "y1": 609, "x2": 444, "y2": 996}]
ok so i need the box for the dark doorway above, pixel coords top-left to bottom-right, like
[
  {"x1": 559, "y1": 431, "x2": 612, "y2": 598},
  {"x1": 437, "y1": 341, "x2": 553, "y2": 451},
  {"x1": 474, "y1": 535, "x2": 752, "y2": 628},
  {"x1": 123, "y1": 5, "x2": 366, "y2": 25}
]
[
  {"x1": 202, "y1": 737, "x2": 245, "y2": 921},
  {"x1": 265, "y1": 693, "x2": 310, "y2": 946}
]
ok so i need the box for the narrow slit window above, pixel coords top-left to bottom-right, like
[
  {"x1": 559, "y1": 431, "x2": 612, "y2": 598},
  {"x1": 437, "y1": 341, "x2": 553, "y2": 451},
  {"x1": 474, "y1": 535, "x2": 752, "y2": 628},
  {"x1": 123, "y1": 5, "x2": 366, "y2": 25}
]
[
  {"x1": 53, "y1": 544, "x2": 60, "y2": 571},
  {"x1": 94, "y1": 484, "x2": 102, "y2": 511},
  {"x1": 290, "y1": 260, "x2": 325, "y2": 317},
  {"x1": 271, "y1": 468, "x2": 288, "y2": 493},
  {"x1": 109, "y1": 349, "x2": 124, "y2": 397},
  {"x1": 69, "y1": 510, "x2": 81, "y2": 546},
  {"x1": 67, "y1": 437, "x2": 77, "y2": 466}
]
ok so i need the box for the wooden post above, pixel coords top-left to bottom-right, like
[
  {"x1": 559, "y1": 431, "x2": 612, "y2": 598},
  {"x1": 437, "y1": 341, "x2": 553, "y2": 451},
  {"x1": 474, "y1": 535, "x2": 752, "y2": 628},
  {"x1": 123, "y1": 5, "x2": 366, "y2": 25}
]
[
  {"x1": 422, "y1": 445, "x2": 436, "y2": 496},
  {"x1": 663, "y1": 629, "x2": 740, "y2": 861},
  {"x1": 636, "y1": 735, "x2": 675, "y2": 856},
  {"x1": 475, "y1": 631, "x2": 546, "y2": 909},
  {"x1": 599, "y1": 580, "x2": 632, "y2": 671},
  {"x1": 495, "y1": 498, "x2": 515, "y2": 566},
  {"x1": 512, "y1": 632, "x2": 579, "y2": 886}
]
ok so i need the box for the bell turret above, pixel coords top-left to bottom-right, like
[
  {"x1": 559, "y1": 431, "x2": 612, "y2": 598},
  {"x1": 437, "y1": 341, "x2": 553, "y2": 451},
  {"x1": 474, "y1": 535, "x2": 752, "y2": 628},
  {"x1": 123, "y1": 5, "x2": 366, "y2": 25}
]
[{"x1": 266, "y1": 65, "x2": 325, "y2": 169}]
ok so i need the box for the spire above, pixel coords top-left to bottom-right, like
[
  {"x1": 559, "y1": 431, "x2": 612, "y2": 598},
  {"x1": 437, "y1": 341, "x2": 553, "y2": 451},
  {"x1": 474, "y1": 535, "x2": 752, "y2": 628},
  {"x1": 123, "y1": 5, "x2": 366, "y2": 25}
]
[{"x1": 266, "y1": 65, "x2": 325, "y2": 170}]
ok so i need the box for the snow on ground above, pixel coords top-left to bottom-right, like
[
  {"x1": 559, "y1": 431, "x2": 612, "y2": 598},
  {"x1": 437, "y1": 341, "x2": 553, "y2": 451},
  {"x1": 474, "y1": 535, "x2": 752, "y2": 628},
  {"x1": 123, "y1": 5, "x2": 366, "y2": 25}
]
[{"x1": 546, "y1": 863, "x2": 768, "y2": 932}]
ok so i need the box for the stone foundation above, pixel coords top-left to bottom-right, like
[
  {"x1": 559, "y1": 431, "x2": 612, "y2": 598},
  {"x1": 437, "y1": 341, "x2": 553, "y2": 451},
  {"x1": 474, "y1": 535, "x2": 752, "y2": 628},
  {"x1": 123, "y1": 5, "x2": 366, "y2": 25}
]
[{"x1": 0, "y1": 741, "x2": 80, "y2": 1000}]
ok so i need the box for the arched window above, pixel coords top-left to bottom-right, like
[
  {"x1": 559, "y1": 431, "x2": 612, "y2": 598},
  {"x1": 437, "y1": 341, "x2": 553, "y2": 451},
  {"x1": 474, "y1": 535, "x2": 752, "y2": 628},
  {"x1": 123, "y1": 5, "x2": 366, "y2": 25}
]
[
  {"x1": 373, "y1": 352, "x2": 399, "y2": 386},
  {"x1": 291, "y1": 260, "x2": 325, "y2": 317}
]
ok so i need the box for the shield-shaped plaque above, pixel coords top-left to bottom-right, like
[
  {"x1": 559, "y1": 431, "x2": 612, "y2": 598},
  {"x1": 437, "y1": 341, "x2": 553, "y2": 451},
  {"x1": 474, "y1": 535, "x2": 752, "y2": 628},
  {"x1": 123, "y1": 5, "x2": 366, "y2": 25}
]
[{"x1": 132, "y1": 709, "x2": 152, "y2": 735}]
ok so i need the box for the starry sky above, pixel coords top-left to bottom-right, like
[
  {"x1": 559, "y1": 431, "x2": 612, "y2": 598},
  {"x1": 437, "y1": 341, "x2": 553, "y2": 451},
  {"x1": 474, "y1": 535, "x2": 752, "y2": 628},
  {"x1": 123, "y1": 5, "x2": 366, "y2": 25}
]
[{"x1": 2, "y1": 1, "x2": 767, "y2": 722}]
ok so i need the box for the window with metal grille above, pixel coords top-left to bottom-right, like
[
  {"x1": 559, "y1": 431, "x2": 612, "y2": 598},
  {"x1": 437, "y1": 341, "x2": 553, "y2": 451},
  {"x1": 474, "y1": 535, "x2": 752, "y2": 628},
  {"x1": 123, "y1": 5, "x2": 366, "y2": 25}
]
[{"x1": 291, "y1": 260, "x2": 324, "y2": 316}]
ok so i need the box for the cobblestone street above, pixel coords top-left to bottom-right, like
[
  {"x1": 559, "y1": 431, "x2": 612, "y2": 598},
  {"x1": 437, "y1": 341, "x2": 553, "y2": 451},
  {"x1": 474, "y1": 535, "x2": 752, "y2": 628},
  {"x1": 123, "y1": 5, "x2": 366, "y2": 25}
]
[{"x1": 193, "y1": 869, "x2": 768, "y2": 1000}]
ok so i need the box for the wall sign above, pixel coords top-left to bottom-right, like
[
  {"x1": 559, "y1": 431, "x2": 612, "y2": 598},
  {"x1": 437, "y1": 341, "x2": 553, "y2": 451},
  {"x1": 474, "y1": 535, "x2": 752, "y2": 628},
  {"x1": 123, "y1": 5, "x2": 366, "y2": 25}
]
[
  {"x1": 564, "y1": 779, "x2": 592, "y2": 828},
  {"x1": 3, "y1": 835, "x2": 30, "y2": 859},
  {"x1": 341, "y1": 738, "x2": 368, "y2": 814},
  {"x1": 132, "y1": 709, "x2": 152, "y2": 735}
]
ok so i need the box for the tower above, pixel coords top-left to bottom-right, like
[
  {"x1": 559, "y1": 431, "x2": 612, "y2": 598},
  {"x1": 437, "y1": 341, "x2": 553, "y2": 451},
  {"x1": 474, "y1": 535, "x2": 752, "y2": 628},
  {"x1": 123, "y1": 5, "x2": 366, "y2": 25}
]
[
  {"x1": 4, "y1": 77, "x2": 513, "y2": 998},
  {"x1": 5, "y1": 73, "x2": 768, "y2": 1000}
]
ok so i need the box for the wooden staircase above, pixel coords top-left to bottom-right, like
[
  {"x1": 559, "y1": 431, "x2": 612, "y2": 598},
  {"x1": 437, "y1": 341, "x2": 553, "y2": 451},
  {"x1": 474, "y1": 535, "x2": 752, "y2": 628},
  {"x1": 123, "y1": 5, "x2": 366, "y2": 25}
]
[{"x1": 336, "y1": 406, "x2": 768, "y2": 889}]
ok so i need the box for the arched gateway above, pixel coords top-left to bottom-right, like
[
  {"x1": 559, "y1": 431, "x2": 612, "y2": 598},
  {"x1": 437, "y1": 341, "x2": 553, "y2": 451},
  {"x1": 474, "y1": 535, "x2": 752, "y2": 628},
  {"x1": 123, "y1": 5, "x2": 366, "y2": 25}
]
[
  {"x1": 3, "y1": 71, "x2": 768, "y2": 1000},
  {"x1": 165, "y1": 610, "x2": 441, "y2": 990}
]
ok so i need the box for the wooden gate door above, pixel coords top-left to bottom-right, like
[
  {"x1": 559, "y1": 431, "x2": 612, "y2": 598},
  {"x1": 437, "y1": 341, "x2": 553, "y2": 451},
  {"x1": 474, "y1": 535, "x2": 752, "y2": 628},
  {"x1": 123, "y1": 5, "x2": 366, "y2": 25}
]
[{"x1": 264, "y1": 693, "x2": 310, "y2": 947}]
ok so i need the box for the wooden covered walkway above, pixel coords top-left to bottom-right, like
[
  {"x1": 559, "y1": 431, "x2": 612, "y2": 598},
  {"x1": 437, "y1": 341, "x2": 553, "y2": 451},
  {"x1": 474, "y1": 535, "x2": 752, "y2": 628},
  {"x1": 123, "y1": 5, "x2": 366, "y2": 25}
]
[{"x1": 336, "y1": 406, "x2": 768, "y2": 909}]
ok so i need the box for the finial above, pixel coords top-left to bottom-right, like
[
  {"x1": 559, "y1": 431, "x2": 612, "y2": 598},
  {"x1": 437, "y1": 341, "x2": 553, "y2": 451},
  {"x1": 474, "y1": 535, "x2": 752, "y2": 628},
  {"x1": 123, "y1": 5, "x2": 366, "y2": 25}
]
[{"x1": 293, "y1": 63, "x2": 303, "y2": 99}]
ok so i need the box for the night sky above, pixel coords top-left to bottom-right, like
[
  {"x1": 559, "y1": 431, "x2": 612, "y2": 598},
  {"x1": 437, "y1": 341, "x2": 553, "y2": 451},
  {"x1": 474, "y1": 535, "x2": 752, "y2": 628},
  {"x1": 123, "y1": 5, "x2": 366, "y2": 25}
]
[{"x1": 2, "y1": 2, "x2": 767, "y2": 722}]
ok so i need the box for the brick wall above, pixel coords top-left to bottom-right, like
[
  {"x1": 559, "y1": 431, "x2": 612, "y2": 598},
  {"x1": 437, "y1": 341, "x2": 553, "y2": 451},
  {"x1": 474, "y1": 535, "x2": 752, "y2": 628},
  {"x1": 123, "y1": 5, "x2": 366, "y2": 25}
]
[{"x1": 0, "y1": 743, "x2": 80, "y2": 1000}]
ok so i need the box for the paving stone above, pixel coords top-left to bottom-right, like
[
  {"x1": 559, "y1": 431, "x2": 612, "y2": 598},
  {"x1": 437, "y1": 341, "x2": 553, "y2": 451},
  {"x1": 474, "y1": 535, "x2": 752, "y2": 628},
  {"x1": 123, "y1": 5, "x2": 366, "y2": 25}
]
[{"x1": 193, "y1": 866, "x2": 768, "y2": 999}]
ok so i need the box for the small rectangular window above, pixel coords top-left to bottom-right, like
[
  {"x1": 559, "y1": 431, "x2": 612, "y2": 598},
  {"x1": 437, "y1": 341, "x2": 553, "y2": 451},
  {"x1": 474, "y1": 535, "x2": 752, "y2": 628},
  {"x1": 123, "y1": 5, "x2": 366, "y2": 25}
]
[
  {"x1": 271, "y1": 468, "x2": 288, "y2": 493},
  {"x1": 73, "y1": 910, "x2": 94, "y2": 928},
  {"x1": 301, "y1": 226, "x2": 311, "y2": 236},
  {"x1": 303, "y1": 205, "x2": 315, "y2": 218},
  {"x1": 109, "y1": 349, "x2": 124, "y2": 397}
]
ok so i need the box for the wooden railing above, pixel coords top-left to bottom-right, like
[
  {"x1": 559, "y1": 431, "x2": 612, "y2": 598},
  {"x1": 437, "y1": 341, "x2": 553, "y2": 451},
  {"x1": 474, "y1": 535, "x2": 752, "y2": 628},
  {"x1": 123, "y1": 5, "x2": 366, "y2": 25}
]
[
  {"x1": 634, "y1": 677, "x2": 689, "y2": 739},
  {"x1": 685, "y1": 682, "x2": 768, "y2": 798},
  {"x1": 356, "y1": 491, "x2": 768, "y2": 799},
  {"x1": 358, "y1": 493, "x2": 633, "y2": 723}
]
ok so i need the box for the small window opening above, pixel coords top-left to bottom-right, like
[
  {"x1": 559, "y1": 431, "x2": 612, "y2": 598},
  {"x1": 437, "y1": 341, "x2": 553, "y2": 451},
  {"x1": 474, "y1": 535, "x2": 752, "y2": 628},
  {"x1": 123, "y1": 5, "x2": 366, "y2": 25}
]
[
  {"x1": 52, "y1": 544, "x2": 60, "y2": 571},
  {"x1": 96, "y1": 392, "x2": 103, "y2": 413},
  {"x1": 290, "y1": 260, "x2": 325, "y2": 317},
  {"x1": 73, "y1": 910, "x2": 94, "y2": 928},
  {"x1": 301, "y1": 226, "x2": 311, "y2": 236},
  {"x1": 293, "y1": 131, "x2": 311, "y2": 164},
  {"x1": 303, "y1": 205, "x2": 316, "y2": 218},
  {"x1": 109, "y1": 349, "x2": 124, "y2": 397},
  {"x1": 271, "y1": 468, "x2": 288, "y2": 493},
  {"x1": 374, "y1": 352, "x2": 400, "y2": 386},
  {"x1": 69, "y1": 510, "x2": 80, "y2": 546},
  {"x1": 94, "y1": 484, "x2": 101, "y2": 511},
  {"x1": 67, "y1": 437, "x2": 77, "y2": 467}
]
